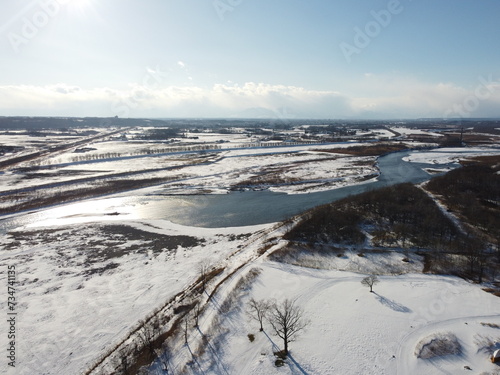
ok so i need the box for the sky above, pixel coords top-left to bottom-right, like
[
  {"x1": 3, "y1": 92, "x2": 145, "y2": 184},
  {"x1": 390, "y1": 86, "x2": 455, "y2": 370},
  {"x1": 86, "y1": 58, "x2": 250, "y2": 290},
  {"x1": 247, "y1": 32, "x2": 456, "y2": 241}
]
[{"x1": 0, "y1": 0, "x2": 500, "y2": 119}]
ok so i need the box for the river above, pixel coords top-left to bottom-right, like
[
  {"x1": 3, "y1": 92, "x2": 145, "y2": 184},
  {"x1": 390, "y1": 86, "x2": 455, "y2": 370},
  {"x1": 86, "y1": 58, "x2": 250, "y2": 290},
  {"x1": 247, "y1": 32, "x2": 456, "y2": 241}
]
[{"x1": 0, "y1": 150, "x2": 457, "y2": 231}]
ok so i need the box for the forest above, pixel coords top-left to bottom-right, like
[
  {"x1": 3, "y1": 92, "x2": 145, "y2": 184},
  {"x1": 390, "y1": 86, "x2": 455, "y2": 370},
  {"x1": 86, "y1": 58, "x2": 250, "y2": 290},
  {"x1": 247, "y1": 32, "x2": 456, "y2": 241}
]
[
  {"x1": 283, "y1": 163, "x2": 500, "y2": 283},
  {"x1": 285, "y1": 183, "x2": 467, "y2": 250},
  {"x1": 426, "y1": 156, "x2": 500, "y2": 243}
]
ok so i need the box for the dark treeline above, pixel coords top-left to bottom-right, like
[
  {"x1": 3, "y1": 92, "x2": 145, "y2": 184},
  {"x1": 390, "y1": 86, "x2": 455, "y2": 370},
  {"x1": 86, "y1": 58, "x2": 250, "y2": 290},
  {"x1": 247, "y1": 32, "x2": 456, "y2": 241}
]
[
  {"x1": 317, "y1": 143, "x2": 408, "y2": 157},
  {"x1": 4, "y1": 116, "x2": 498, "y2": 131},
  {"x1": 138, "y1": 128, "x2": 181, "y2": 140},
  {"x1": 285, "y1": 183, "x2": 466, "y2": 251},
  {"x1": 426, "y1": 160, "x2": 500, "y2": 242},
  {"x1": 284, "y1": 169, "x2": 500, "y2": 282},
  {"x1": 0, "y1": 117, "x2": 176, "y2": 130}
]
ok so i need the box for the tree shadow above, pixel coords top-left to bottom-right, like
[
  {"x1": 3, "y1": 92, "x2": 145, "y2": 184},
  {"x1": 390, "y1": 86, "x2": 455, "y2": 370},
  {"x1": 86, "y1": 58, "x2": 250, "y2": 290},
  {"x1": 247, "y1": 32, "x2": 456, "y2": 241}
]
[
  {"x1": 263, "y1": 331, "x2": 310, "y2": 375},
  {"x1": 186, "y1": 343, "x2": 206, "y2": 375},
  {"x1": 196, "y1": 327, "x2": 230, "y2": 375},
  {"x1": 373, "y1": 292, "x2": 412, "y2": 313},
  {"x1": 287, "y1": 353, "x2": 311, "y2": 375},
  {"x1": 156, "y1": 345, "x2": 175, "y2": 375},
  {"x1": 263, "y1": 330, "x2": 280, "y2": 352}
]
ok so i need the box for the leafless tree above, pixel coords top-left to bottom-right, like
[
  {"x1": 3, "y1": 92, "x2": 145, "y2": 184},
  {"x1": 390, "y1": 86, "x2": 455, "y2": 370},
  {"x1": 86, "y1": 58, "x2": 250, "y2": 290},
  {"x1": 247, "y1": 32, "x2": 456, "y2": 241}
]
[
  {"x1": 193, "y1": 301, "x2": 201, "y2": 327},
  {"x1": 248, "y1": 298, "x2": 271, "y2": 331},
  {"x1": 137, "y1": 316, "x2": 161, "y2": 360},
  {"x1": 267, "y1": 299, "x2": 309, "y2": 355},
  {"x1": 465, "y1": 239, "x2": 487, "y2": 283},
  {"x1": 361, "y1": 275, "x2": 379, "y2": 292},
  {"x1": 137, "y1": 321, "x2": 155, "y2": 358},
  {"x1": 155, "y1": 341, "x2": 171, "y2": 373},
  {"x1": 183, "y1": 317, "x2": 189, "y2": 345},
  {"x1": 477, "y1": 248, "x2": 487, "y2": 284},
  {"x1": 198, "y1": 260, "x2": 211, "y2": 294}
]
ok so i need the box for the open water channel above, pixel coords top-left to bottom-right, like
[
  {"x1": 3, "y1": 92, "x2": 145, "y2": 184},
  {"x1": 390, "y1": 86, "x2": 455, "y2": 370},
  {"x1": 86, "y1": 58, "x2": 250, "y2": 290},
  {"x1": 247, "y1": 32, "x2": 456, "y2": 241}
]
[{"x1": 0, "y1": 150, "x2": 457, "y2": 232}]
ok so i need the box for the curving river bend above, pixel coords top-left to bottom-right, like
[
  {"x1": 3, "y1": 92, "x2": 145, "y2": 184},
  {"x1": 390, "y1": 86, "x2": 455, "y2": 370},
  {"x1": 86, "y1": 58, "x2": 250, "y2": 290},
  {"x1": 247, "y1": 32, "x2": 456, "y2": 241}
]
[{"x1": 0, "y1": 150, "x2": 457, "y2": 232}]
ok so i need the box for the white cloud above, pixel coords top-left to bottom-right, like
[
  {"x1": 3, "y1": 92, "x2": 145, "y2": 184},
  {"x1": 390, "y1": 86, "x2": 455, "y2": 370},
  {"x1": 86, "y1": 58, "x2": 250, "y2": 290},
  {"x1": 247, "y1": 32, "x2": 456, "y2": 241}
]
[{"x1": 0, "y1": 78, "x2": 499, "y2": 118}]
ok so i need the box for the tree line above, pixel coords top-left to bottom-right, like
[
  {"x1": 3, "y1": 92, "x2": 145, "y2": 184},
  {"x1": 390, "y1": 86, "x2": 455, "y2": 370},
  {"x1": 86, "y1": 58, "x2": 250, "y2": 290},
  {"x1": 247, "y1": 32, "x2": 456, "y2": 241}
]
[
  {"x1": 285, "y1": 183, "x2": 465, "y2": 251},
  {"x1": 284, "y1": 180, "x2": 498, "y2": 283}
]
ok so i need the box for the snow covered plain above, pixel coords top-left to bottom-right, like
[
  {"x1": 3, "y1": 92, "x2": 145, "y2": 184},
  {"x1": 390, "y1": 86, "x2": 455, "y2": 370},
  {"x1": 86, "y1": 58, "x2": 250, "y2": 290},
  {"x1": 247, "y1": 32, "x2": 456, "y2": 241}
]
[
  {"x1": 3, "y1": 214, "x2": 500, "y2": 375},
  {"x1": 404, "y1": 147, "x2": 500, "y2": 165},
  {"x1": 0, "y1": 141, "x2": 384, "y2": 197},
  {"x1": 391, "y1": 127, "x2": 444, "y2": 138},
  {"x1": 171, "y1": 259, "x2": 500, "y2": 375},
  {"x1": 1, "y1": 129, "x2": 500, "y2": 374},
  {"x1": 0, "y1": 219, "x2": 271, "y2": 375}
]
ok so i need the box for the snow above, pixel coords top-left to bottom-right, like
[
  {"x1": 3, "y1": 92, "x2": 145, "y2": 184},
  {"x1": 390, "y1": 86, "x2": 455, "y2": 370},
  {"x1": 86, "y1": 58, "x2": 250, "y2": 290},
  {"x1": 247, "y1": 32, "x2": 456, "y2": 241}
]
[
  {"x1": 390, "y1": 127, "x2": 444, "y2": 137},
  {"x1": 0, "y1": 142, "x2": 381, "y2": 196},
  {"x1": 0, "y1": 219, "x2": 272, "y2": 375},
  {"x1": 404, "y1": 147, "x2": 500, "y2": 164},
  {"x1": 14, "y1": 210, "x2": 499, "y2": 375},
  {"x1": 1, "y1": 195, "x2": 499, "y2": 375},
  {"x1": 271, "y1": 247, "x2": 424, "y2": 275},
  {"x1": 2, "y1": 129, "x2": 500, "y2": 374},
  {"x1": 355, "y1": 128, "x2": 396, "y2": 139},
  {"x1": 177, "y1": 261, "x2": 500, "y2": 375}
]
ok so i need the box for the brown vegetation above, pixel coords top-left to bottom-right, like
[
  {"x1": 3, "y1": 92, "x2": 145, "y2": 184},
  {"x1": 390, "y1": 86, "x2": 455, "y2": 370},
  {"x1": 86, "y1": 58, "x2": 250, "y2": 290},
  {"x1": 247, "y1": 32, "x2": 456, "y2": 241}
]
[{"x1": 315, "y1": 143, "x2": 408, "y2": 156}]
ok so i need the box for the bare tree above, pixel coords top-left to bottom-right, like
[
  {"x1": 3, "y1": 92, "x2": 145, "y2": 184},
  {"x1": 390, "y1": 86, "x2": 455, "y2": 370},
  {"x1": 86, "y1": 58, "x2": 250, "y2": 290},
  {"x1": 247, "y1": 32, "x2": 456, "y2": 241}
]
[
  {"x1": 477, "y1": 248, "x2": 487, "y2": 284},
  {"x1": 155, "y1": 341, "x2": 171, "y2": 373},
  {"x1": 361, "y1": 275, "x2": 379, "y2": 292},
  {"x1": 248, "y1": 298, "x2": 271, "y2": 331},
  {"x1": 137, "y1": 318, "x2": 158, "y2": 360},
  {"x1": 138, "y1": 315, "x2": 163, "y2": 361},
  {"x1": 193, "y1": 301, "x2": 201, "y2": 328},
  {"x1": 267, "y1": 299, "x2": 309, "y2": 356},
  {"x1": 198, "y1": 260, "x2": 211, "y2": 294},
  {"x1": 183, "y1": 317, "x2": 189, "y2": 345},
  {"x1": 465, "y1": 239, "x2": 488, "y2": 283}
]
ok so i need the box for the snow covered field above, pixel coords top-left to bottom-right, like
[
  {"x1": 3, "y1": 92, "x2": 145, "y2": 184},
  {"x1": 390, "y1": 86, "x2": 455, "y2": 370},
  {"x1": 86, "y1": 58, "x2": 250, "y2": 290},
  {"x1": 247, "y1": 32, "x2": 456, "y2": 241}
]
[
  {"x1": 3, "y1": 214, "x2": 500, "y2": 375},
  {"x1": 0, "y1": 141, "x2": 382, "y2": 197},
  {"x1": 391, "y1": 126, "x2": 444, "y2": 138},
  {"x1": 177, "y1": 261, "x2": 500, "y2": 375},
  {"x1": 1, "y1": 127, "x2": 500, "y2": 375},
  {"x1": 0, "y1": 219, "x2": 271, "y2": 375},
  {"x1": 404, "y1": 146, "x2": 500, "y2": 165}
]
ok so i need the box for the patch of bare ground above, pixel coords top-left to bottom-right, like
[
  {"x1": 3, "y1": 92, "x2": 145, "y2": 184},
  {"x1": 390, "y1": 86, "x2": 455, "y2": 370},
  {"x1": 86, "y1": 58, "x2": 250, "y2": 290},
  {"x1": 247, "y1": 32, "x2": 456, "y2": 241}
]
[
  {"x1": 461, "y1": 154, "x2": 500, "y2": 168},
  {"x1": 480, "y1": 322, "x2": 500, "y2": 329},
  {"x1": 404, "y1": 134, "x2": 441, "y2": 143},
  {"x1": 314, "y1": 142, "x2": 408, "y2": 156},
  {"x1": 482, "y1": 287, "x2": 500, "y2": 298},
  {"x1": 444, "y1": 132, "x2": 500, "y2": 145}
]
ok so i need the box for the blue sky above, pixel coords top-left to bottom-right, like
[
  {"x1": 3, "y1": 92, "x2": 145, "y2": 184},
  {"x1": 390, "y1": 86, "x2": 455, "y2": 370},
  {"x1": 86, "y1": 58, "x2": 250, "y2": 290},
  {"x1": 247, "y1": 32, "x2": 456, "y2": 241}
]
[{"x1": 1, "y1": 0, "x2": 499, "y2": 119}]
